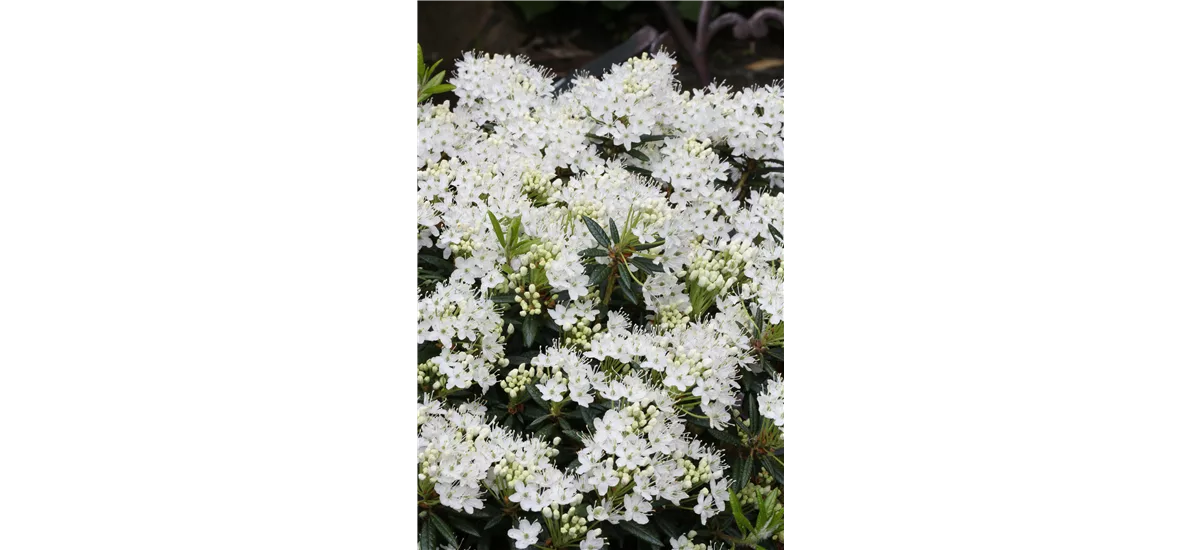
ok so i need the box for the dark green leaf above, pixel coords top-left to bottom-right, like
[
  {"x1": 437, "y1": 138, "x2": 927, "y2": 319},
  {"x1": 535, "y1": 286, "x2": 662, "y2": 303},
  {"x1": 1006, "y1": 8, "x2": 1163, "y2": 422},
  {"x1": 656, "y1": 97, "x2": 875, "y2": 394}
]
[
  {"x1": 633, "y1": 240, "x2": 665, "y2": 251},
  {"x1": 528, "y1": 386, "x2": 549, "y2": 409},
  {"x1": 619, "y1": 522, "x2": 664, "y2": 547},
  {"x1": 446, "y1": 515, "x2": 481, "y2": 538},
  {"x1": 581, "y1": 216, "x2": 610, "y2": 247},
  {"x1": 418, "y1": 521, "x2": 436, "y2": 550},
  {"x1": 706, "y1": 425, "x2": 742, "y2": 446},
  {"x1": 529, "y1": 414, "x2": 553, "y2": 428},
  {"x1": 626, "y1": 148, "x2": 650, "y2": 162},
  {"x1": 490, "y1": 294, "x2": 517, "y2": 303},
  {"x1": 588, "y1": 265, "x2": 611, "y2": 286},
  {"x1": 762, "y1": 454, "x2": 784, "y2": 485},
  {"x1": 608, "y1": 219, "x2": 621, "y2": 244},
  {"x1": 765, "y1": 347, "x2": 784, "y2": 362},
  {"x1": 628, "y1": 256, "x2": 664, "y2": 274},
  {"x1": 579, "y1": 247, "x2": 609, "y2": 258},
  {"x1": 617, "y1": 263, "x2": 639, "y2": 303},
  {"x1": 484, "y1": 514, "x2": 506, "y2": 532},
  {"x1": 488, "y1": 211, "x2": 505, "y2": 247},
  {"x1": 639, "y1": 134, "x2": 669, "y2": 142},
  {"x1": 767, "y1": 224, "x2": 783, "y2": 244},
  {"x1": 625, "y1": 165, "x2": 654, "y2": 177},
  {"x1": 428, "y1": 514, "x2": 456, "y2": 544},
  {"x1": 580, "y1": 405, "x2": 596, "y2": 426},
  {"x1": 734, "y1": 456, "x2": 754, "y2": 491},
  {"x1": 654, "y1": 513, "x2": 682, "y2": 539},
  {"x1": 522, "y1": 315, "x2": 538, "y2": 347},
  {"x1": 748, "y1": 391, "x2": 761, "y2": 432}
]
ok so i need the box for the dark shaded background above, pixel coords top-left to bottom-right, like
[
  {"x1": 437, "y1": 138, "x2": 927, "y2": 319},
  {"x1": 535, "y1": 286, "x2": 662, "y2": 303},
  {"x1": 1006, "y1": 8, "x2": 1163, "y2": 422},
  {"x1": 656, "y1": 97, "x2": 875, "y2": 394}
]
[{"x1": 418, "y1": 1, "x2": 783, "y2": 93}]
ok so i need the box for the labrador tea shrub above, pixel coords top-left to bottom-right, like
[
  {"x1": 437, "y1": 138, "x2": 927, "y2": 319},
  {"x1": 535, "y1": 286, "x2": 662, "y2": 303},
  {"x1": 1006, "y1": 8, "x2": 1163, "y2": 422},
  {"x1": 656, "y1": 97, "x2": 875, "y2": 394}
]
[{"x1": 417, "y1": 48, "x2": 784, "y2": 550}]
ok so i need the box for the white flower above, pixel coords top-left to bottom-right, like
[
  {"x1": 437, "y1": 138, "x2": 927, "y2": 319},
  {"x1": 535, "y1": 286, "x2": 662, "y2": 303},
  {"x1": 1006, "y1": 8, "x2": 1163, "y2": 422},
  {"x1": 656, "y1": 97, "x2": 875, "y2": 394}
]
[
  {"x1": 580, "y1": 529, "x2": 606, "y2": 550},
  {"x1": 508, "y1": 518, "x2": 542, "y2": 549}
]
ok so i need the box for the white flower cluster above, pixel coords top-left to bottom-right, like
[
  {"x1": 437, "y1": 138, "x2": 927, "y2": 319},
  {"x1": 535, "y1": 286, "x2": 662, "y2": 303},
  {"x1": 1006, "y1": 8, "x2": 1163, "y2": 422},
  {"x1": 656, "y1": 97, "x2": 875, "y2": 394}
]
[
  {"x1": 759, "y1": 376, "x2": 785, "y2": 429},
  {"x1": 417, "y1": 50, "x2": 784, "y2": 549}
]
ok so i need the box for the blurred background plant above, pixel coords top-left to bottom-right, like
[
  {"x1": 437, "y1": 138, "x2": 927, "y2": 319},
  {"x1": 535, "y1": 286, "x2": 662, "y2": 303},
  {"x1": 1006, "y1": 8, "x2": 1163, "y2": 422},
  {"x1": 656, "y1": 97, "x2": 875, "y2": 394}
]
[{"x1": 418, "y1": 0, "x2": 782, "y2": 100}]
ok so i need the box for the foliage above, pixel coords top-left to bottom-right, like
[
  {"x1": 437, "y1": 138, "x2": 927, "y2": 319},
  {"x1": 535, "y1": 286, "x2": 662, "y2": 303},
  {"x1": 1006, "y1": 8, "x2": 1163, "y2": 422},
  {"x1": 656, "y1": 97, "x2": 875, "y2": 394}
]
[
  {"x1": 417, "y1": 49, "x2": 783, "y2": 550},
  {"x1": 418, "y1": 43, "x2": 455, "y2": 104}
]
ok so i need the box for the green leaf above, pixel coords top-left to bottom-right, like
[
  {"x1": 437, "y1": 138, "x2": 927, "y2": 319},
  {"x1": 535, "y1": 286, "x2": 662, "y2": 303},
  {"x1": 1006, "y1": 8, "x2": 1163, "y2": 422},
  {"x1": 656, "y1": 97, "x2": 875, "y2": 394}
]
[
  {"x1": 484, "y1": 514, "x2": 506, "y2": 532},
  {"x1": 706, "y1": 425, "x2": 742, "y2": 446},
  {"x1": 427, "y1": 514, "x2": 456, "y2": 544},
  {"x1": 529, "y1": 414, "x2": 553, "y2": 428},
  {"x1": 766, "y1": 224, "x2": 782, "y2": 243},
  {"x1": 626, "y1": 148, "x2": 650, "y2": 162},
  {"x1": 424, "y1": 70, "x2": 445, "y2": 90},
  {"x1": 579, "y1": 247, "x2": 608, "y2": 258},
  {"x1": 762, "y1": 454, "x2": 784, "y2": 485},
  {"x1": 417, "y1": 44, "x2": 425, "y2": 80},
  {"x1": 765, "y1": 346, "x2": 784, "y2": 362},
  {"x1": 447, "y1": 515, "x2": 482, "y2": 538},
  {"x1": 633, "y1": 240, "x2": 665, "y2": 251},
  {"x1": 426, "y1": 59, "x2": 443, "y2": 82},
  {"x1": 424, "y1": 83, "x2": 455, "y2": 95},
  {"x1": 608, "y1": 218, "x2": 621, "y2": 244},
  {"x1": 734, "y1": 456, "x2": 754, "y2": 491},
  {"x1": 507, "y1": 215, "x2": 522, "y2": 249},
  {"x1": 639, "y1": 134, "x2": 670, "y2": 142},
  {"x1": 522, "y1": 315, "x2": 538, "y2": 347},
  {"x1": 513, "y1": 0, "x2": 556, "y2": 20},
  {"x1": 678, "y1": 0, "x2": 702, "y2": 21},
  {"x1": 490, "y1": 293, "x2": 517, "y2": 304},
  {"x1": 587, "y1": 265, "x2": 611, "y2": 286},
  {"x1": 748, "y1": 391, "x2": 761, "y2": 432},
  {"x1": 511, "y1": 239, "x2": 535, "y2": 256},
  {"x1": 488, "y1": 211, "x2": 505, "y2": 247},
  {"x1": 628, "y1": 256, "x2": 664, "y2": 274},
  {"x1": 625, "y1": 165, "x2": 654, "y2": 177},
  {"x1": 581, "y1": 216, "x2": 610, "y2": 247},
  {"x1": 418, "y1": 521, "x2": 436, "y2": 550},
  {"x1": 617, "y1": 262, "x2": 638, "y2": 303},
  {"x1": 727, "y1": 487, "x2": 753, "y2": 535},
  {"x1": 619, "y1": 521, "x2": 664, "y2": 547}
]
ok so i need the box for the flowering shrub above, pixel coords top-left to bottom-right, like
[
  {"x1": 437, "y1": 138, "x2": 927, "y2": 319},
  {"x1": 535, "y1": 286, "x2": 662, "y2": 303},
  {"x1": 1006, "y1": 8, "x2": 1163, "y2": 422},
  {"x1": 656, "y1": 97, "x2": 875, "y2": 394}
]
[{"x1": 417, "y1": 48, "x2": 784, "y2": 550}]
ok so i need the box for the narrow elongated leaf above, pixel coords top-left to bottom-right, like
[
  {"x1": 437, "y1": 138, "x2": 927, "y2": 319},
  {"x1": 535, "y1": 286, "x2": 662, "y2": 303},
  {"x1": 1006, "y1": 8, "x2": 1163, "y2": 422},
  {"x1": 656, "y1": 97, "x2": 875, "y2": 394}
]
[
  {"x1": 626, "y1": 148, "x2": 650, "y2": 162},
  {"x1": 768, "y1": 223, "x2": 787, "y2": 244},
  {"x1": 639, "y1": 134, "x2": 670, "y2": 142},
  {"x1": 748, "y1": 391, "x2": 761, "y2": 432},
  {"x1": 490, "y1": 294, "x2": 517, "y2": 303},
  {"x1": 706, "y1": 425, "x2": 742, "y2": 446},
  {"x1": 507, "y1": 215, "x2": 522, "y2": 249},
  {"x1": 617, "y1": 262, "x2": 638, "y2": 303},
  {"x1": 625, "y1": 165, "x2": 654, "y2": 177},
  {"x1": 529, "y1": 414, "x2": 553, "y2": 428},
  {"x1": 427, "y1": 514, "x2": 456, "y2": 544},
  {"x1": 488, "y1": 211, "x2": 505, "y2": 246},
  {"x1": 633, "y1": 240, "x2": 665, "y2": 251},
  {"x1": 484, "y1": 514, "x2": 506, "y2": 531},
  {"x1": 608, "y1": 218, "x2": 621, "y2": 244},
  {"x1": 765, "y1": 346, "x2": 785, "y2": 362},
  {"x1": 619, "y1": 521, "x2": 664, "y2": 547},
  {"x1": 762, "y1": 454, "x2": 784, "y2": 485},
  {"x1": 628, "y1": 256, "x2": 664, "y2": 274},
  {"x1": 522, "y1": 315, "x2": 538, "y2": 347},
  {"x1": 727, "y1": 488, "x2": 753, "y2": 535},
  {"x1": 734, "y1": 456, "x2": 754, "y2": 490},
  {"x1": 418, "y1": 521, "x2": 436, "y2": 550},
  {"x1": 579, "y1": 247, "x2": 609, "y2": 258},
  {"x1": 417, "y1": 44, "x2": 425, "y2": 80},
  {"x1": 581, "y1": 216, "x2": 610, "y2": 247},
  {"x1": 447, "y1": 515, "x2": 481, "y2": 538},
  {"x1": 588, "y1": 265, "x2": 611, "y2": 286}
]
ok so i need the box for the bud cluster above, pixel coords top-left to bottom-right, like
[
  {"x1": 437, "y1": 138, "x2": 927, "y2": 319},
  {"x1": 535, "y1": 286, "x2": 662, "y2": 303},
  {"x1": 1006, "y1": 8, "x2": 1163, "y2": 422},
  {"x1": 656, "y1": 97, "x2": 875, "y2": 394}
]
[
  {"x1": 651, "y1": 305, "x2": 690, "y2": 331},
  {"x1": 542, "y1": 502, "x2": 589, "y2": 541},
  {"x1": 499, "y1": 362, "x2": 535, "y2": 399},
  {"x1": 417, "y1": 359, "x2": 447, "y2": 391},
  {"x1": 670, "y1": 531, "x2": 713, "y2": 550},
  {"x1": 520, "y1": 168, "x2": 554, "y2": 204},
  {"x1": 515, "y1": 283, "x2": 545, "y2": 317}
]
